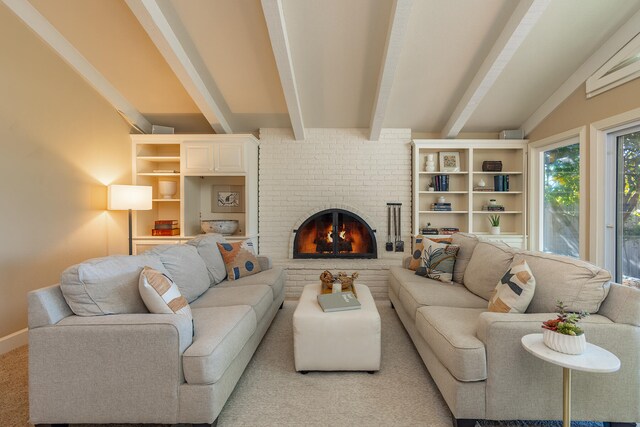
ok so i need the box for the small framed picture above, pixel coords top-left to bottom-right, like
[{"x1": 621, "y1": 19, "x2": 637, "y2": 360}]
[
  {"x1": 211, "y1": 185, "x2": 245, "y2": 213},
  {"x1": 439, "y1": 151, "x2": 460, "y2": 172}
]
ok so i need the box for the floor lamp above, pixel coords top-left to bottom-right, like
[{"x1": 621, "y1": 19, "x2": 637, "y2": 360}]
[{"x1": 108, "y1": 185, "x2": 153, "y2": 255}]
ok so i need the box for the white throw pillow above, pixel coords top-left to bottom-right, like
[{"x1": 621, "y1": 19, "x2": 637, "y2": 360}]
[
  {"x1": 139, "y1": 266, "x2": 193, "y2": 320},
  {"x1": 488, "y1": 259, "x2": 536, "y2": 313}
]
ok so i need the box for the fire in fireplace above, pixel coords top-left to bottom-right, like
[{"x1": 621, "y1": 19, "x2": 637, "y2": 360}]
[{"x1": 293, "y1": 209, "x2": 377, "y2": 259}]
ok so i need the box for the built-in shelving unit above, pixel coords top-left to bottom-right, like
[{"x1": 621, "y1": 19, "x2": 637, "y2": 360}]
[
  {"x1": 131, "y1": 134, "x2": 259, "y2": 254},
  {"x1": 412, "y1": 139, "x2": 528, "y2": 248}
]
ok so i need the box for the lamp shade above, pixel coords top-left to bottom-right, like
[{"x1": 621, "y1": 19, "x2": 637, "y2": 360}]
[{"x1": 107, "y1": 185, "x2": 152, "y2": 210}]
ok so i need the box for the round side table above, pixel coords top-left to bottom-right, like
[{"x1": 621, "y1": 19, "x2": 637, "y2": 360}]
[{"x1": 521, "y1": 333, "x2": 620, "y2": 427}]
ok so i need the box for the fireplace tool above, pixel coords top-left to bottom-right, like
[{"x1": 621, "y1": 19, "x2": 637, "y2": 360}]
[
  {"x1": 386, "y1": 204, "x2": 394, "y2": 251},
  {"x1": 395, "y1": 203, "x2": 404, "y2": 252}
]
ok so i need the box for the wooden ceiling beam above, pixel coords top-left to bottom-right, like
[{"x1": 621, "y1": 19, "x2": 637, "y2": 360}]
[
  {"x1": 2, "y1": 0, "x2": 152, "y2": 133},
  {"x1": 125, "y1": 0, "x2": 231, "y2": 134},
  {"x1": 261, "y1": 0, "x2": 305, "y2": 141},
  {"x1": 369, "y1": 0, "x2": 413, "y2": 141},
  {"x1": 441, "y1": 0, "x2": 550, "y2": 139},
  {"x1": 521, "y1": 8, "x2": 640, "y2": 136}
]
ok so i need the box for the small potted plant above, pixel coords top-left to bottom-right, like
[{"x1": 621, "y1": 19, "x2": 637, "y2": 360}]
[
  {"x1": 488, "y1": 214, "x2": 500, "y2": 235},
  {"x1": 541, "y1": 301, "x2": 589, "y2": 354}
]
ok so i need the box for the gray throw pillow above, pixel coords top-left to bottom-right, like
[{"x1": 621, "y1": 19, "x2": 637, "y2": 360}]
[
  {"x1": 187, "y1": 234, "x2": 228, "y2": 285},
  {"x1": 150, "y1": 245, "x2": 210, "y2": 303}
]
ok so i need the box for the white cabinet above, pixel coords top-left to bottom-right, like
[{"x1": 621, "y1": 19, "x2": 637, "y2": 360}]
[
  {"x1": 131, "y1": 134, "x2": 259, "y2": 249},
  {"x1": 412, "y1": 139, "x2": 528, "y2": 249},
  {"x1": 215, "y1": 142, "x2": 245, "y2": 173},
  {"x1": 183, "y1": 142, "x2": 215, "y2": 175}
]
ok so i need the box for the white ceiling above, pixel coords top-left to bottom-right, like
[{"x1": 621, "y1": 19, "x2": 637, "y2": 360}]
[{"x1": 7, "y1": 0, "x2": 640, "y2": 137}]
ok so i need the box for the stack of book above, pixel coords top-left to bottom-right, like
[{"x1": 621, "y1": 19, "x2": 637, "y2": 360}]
[
  {"x1": 317, "y1": 292, "x2": 361, "y2": 312},
  {"x1": 152, "y1": 220, "x2": 180, "y2": 236},
  {"x1": 432, "y1": 175, "x2": 450, "y2": 191},
  {"x1": 493, "y1": 175, "x2": 510, "y2": 191},
  {"x1": 438, "y1": 227, "x2": 459, "y2": 235},
  {"x1": 421, "y1": 227, "x2": 439, "y2": 235},
  {"x1": 431, "y1": 202, "x2": 452, "y2": 211}
]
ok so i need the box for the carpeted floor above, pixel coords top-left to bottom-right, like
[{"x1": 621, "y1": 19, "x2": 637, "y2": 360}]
[{"x1": 0, "y1": 301, "x2": 626, "y2": 427}]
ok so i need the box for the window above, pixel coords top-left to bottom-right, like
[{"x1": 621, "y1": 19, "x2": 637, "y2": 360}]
[
  {"x1": 529, "y1": 128, "x2": 586, "y2": 259},
  {"x1": 607, "y1": 127, "x2": 640, "y2": 286},
  {"x1": 542, "y1": 143, "x2": 580, "y2": 257}
]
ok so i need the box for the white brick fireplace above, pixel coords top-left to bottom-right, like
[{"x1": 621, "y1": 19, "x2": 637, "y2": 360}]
[{"x1": 258, "y1": 128, "x2": 412, "y2": 299}]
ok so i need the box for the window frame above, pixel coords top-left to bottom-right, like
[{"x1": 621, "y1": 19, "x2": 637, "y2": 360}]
[
  {"x1": 528, "y1": 127, "x2": 587, "y2": 258},
  {"x1": 589, "y1": 107, "x2": 640, "y2": 269}
]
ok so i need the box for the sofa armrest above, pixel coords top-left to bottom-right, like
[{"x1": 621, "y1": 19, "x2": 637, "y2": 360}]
[
  {"x1": 476, "y1": 311, "x2": 640, "y2": 422},
  {"x1": 598, "y1": 282, "x2": 640, "y2": 326},
  {"x1": 257, "y1": 255, "x2": 272, "y2": 271},
  {"x1": 28, "y1": 284, "x2": 73, "y2": 328},
  {"x1": 29, "y1": 313, "x2": 192, "y2": 424}
]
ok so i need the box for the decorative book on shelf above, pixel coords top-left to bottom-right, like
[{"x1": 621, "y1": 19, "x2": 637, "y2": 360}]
[
  {"x1": 493, "y1": 175, "x2": 510, "y2": 191},
  {"x1": 152, "y1": 220, "x2": 179, "y2": 236},
  {"x1": 438, "y1": 227, "x2": 459, "y2": 235},
  {"x1": 431, "y1": 202, "x2": 452, "y2": 211},
  {"x1": 431, "y1": 175, "x2": 450, "y2": 191}
]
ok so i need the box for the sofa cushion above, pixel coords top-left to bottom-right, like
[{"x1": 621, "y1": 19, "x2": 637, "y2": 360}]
[
  {"x1": 488, "y1": 259, "x2": 536, "y2": 313},
  {"x1": 415, "y1": 239, "x2": 459, "y2": 283},
  {"x1": 217, "y1": 266, "x2": 286, "y2": 300},
  {"x1": 139, "y1": 266, "x2": 193, "y2": 320},
  {"x1": 183, "y1": 305, "x2": 257, "y2": 385},
  {"x1": 464, "y1": 241, "x2": 515, "y2": 301},
  {"x1": 416, "y1": 306, "x2": 487, "y2": 382},
  {"x1": 191, "y1": 285, "x2": 273, "y2": 322},
  {"x1": 149, "y1": 245, "x2": 210, "y2": 303},
  {"x1": 451, "y1": 232, "x2": 479, "y2": 285},
  {"x1": 396, "y1": 272, "x2": 488, "y2": 321},
  {"x1": 515, "y1": 252, "x2": 611, "y2": 313},
  {"x1": 217, "y1": 240, "x2": 262, "y2": 281},
  {"x1": 186, "y1": 234, "x2": 228, "y2": 286},
  {"x1": 60, "y1": 254, "x2": 166, "y2": 316}
]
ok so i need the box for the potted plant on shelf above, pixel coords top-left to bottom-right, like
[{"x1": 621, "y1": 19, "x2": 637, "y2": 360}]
[
  {"x1": 541, "y1": 301, "x2": 590, "y2": 354},
  {"x1": 488, "y1": 214, "x2": 500, "y2": 235}
]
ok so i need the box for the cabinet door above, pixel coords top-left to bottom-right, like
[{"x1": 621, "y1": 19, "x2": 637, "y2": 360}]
[
  {"x1": 215, "y1": 142, "x2": 245, "y2": 173},
  {"x1": 183, "y1": 142, "x2": 214, "y2": 175}
]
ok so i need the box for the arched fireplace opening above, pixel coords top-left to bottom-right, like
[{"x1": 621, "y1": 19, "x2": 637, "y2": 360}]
[{"x1": 293, "y1": 209, "x2": 377, "y2": 259}]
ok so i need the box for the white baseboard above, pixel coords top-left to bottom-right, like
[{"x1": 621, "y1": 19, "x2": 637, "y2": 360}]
[{"x1": 0, "y1": 328, "x2": 28, "y2": 355}]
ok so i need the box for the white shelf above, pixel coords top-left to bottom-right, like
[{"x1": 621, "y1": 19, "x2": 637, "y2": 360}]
[
  {"x1": 473, "y1": 171, "x2": 523, "y2": 175},
  {"x1": 418, "y1": 171, "x2": 468, "y2": 175},
  {"x1": 152, "y1": 198, "x2": 181, "y2": 202},
  {"x1": 137, "y1": 172, "x2": 180, "y2": 176},
  {"x1": 472, "y1": 191, "x2": 522, "y2": 194},
  {"x1": 419, "y1": 211, "x2": 468, "y2": 214},
  {"x1": 137, "y1": 156, "x2": 181, "y2": 162},
  {"x1": 473, "y1": 211, "x2": 522, "y2": 214},
  {"x1": 419, "y1": 191, "x2": 468, "y2": 194}
]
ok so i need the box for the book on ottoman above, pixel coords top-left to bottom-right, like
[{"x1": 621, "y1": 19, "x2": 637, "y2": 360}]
[{"x1": 317, "y1": 292, "x2": 361, "y2": 312}]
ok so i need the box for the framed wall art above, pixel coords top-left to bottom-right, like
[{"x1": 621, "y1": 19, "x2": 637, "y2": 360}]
[
  {"x1": 439, "y1": 151, "x2": 460, "y2": 172},
  {"x1": 211, "y1": 185, "x2": 245, "y2": 213}
]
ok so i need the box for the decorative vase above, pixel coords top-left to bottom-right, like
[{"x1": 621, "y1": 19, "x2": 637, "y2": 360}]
[
  {"x1": 425, "y1": 154, "x2": 436, "y2": 172},
  {"x1": 543, "y1": 329, "x2": 587, "y2": 355},
  {"x1": 158, "y1": 180, "x2": 177, "y2": 199},
  {"x1": 478, "y1": 178, "x2": 486, "y2": 188},
  {"x1": 490, "y1": 226, "x2": 500, "y2": 235},
  {"x1": 489, "y1": 199, "x2": 497, "y2": 207},
  {"x1": 438, "y1": 196, "x2": 446, "y2": 204}
]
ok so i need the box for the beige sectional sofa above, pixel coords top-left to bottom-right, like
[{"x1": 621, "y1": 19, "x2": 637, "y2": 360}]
[
  {"x1": 389, "y1": 233, "x2": 640, "y2": 427},
  {"x1": 28, "y1": 234, "x2": 285, "y2": 426}
]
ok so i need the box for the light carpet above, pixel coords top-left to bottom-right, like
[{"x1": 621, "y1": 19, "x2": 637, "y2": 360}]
[{"x1": 0, "y1": 301, "x2": 622, "y2": 426}]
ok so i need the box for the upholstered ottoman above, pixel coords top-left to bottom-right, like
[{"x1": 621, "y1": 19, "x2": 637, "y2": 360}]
[{"x1": 293, "y1": 283, "x2": 381, "y2": 372}]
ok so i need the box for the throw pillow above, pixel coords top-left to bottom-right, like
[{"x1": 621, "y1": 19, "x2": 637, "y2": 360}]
[
  {"x1": 415, "y1": 239, "x2": 460, "y2": 283},
  {"x1": 217, "y1": 240, "x2": 262, "y2": 281},
  {"x1": 139, "y1": 266, "x2": 193, "y2": 319},
  {"x1": 408, "y1": 235, "x2": 426, "y2": 271},
  {"x1": 488, "y1": 259, "x2": 536, "y2": 313}
]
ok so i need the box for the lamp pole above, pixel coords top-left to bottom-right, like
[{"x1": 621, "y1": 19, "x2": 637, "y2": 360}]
[{"x1": 128, "y1": 208, "x2": 133, "y2": 256}]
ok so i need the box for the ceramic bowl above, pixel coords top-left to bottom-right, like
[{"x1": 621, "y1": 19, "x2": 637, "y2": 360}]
[{"x1": 201, "y1": 220, "x2": 239, "y2": 236}]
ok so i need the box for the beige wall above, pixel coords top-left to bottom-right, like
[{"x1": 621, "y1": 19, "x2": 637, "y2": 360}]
[
  {"x1": 527, "y1": 78, "x2": 640, "y2": 260},
  {"x1": 0, "y1": 6, "x2": 132, "y2": 338}
]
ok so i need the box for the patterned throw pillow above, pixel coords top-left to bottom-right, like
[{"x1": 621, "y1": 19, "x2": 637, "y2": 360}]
[
  {"x1": 138, "y1": 266, "x2": 192, "y2": 319},
  {"x1": 415, "y1": 239, "x2": 460, "y2": 283},
  {"x1": 488, "y1": 259, "x2": 536, "y2": 313},
  {"x1": 408, "y1": 235, "x2": 426, "y2": 270},
  {"x1": 216, "y1": 240, "x2": 262, "y2": 281}
]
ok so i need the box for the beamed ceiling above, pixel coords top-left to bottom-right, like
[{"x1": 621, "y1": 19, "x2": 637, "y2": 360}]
[{"x1": 5, "y1": 0, "x2": 640, "y2": 139}]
